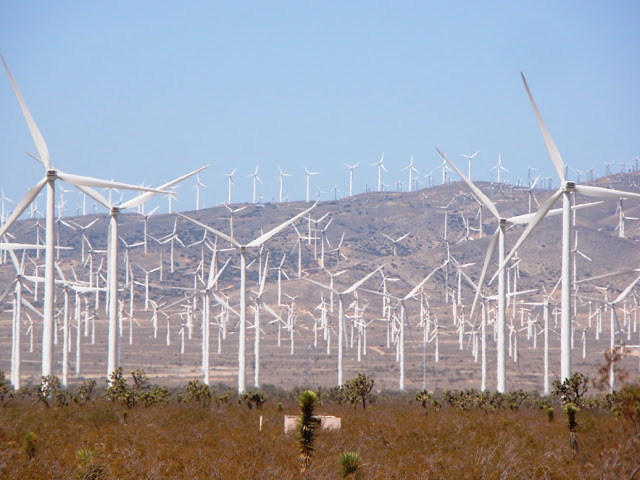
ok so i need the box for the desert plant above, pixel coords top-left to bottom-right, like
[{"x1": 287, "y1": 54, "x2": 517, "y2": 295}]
[
  {"x1": 552, "y1": 372, "x2": 589, "y2": 408},
  {"x1": 241, "y1": 390, "x2": 267, "y2": 409},
  {"x1": 297, "y1": 390, "x2": 319, "y2": 473},
  {"x1": 415, "y1": 390, "x2": 441, "y2": 414},
  {"x1": 185, "y1": 380, "x2": 213, "y2": 406},
  {"x1": 75, "y1": 447, "x2": 108, "y2": 480},
  {"x1": 338, "y1": 451, "x2": 362, "y2": 479},
  {"x1": 74, "y1": 379, "x2": 97, "y2": 405},
  {"x1": 343, "y1": 373, "x2": 375, "y2": 409},
  {"x1": 35, "y1": 375, "x2": 69, "y2": 407},
  {"x1": 0, "y1": 370, "x2": 15, "y2": 407},
  {"x1": 546, "y1": 407, "x2": 555, "y2": 422},
  {"x1": 611, "y1": 383, "x2": 640, "y2": 436},
  {"x1": 564, "y1": 402, "x2": 580, "y2": 453},
  {"x1": 23, "y1": 431, "x2": 38, "y2": 462}
]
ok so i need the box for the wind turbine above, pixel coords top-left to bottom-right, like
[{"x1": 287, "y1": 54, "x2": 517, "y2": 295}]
[
  {"x1": 78, "y1": 166, "x2": 206, "y2": 378},
  {"x1": 0, "y1": 54, "x2": 172, "y2": 378},
  {"x1": 193, "y1": 174, "x2": 207, "y2": 210},
  {"x1": 490, "y1": 155, "x2": 509, "y2": 184},
  {"x1": 370, "y1": 153, "x2": 387, "y2": 192},
  {"x1": 305, "y1": 266, "x2": 383, "y2": 386},
  {"x1": 176, "y1": 202, "x2": 317, "y2": 393},
  {"x1": 460, "y1": 151, "x2": 479, "y2": 181},
  {"x1": 304, "y1": 167, "x2": 319, "y2": 203},
  {"x1": 277, "y1": 164, "x2": 292, "y2": 203},
  {"x1": 490, "y1": 73, "x2": 640, "y2": 382},
  {"x1": 247, "y1": 166, "x2": 262, "y2": 204},
  {"x1": 436, "y1": 148, "x2": 600, "y2": 392},
  {"x1": 381, "y1": 232, "x2": 410, "y2": 256},
  {"x1": 224, "y1": 169, "x2": 237, "y2": 204},
  {"x1": 344, "y1": 162, "x2": 360, "y2": 197},
  {"x1": 401, "y1": 156, "x2": 420, "y2": 192}
]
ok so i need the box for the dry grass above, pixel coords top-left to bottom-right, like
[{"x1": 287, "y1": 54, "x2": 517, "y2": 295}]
[{"x1": 0, "y1": 392, "x2": 638, "y2": 479}]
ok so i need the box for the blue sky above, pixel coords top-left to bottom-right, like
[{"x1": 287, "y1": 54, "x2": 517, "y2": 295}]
[{"x1": 1, "y1": 2, "x2": 639, "y2": 214}]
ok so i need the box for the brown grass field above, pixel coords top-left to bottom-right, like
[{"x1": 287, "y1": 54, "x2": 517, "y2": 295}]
[{"x1": 1, "y1": 382, "x2": 640, "y2": 479}]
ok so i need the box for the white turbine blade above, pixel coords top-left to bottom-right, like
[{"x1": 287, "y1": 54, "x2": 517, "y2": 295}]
[
  {"x1": 574, "y1": 184, "x2": 640, "y2": 201},
  {"x1": 207, "y1": 258, "x2": 231, "y2": 291},
  {"x1": 176, "y1": 213, "x2": 241, "y2": 248},
  {"x1": 343, "y1": 265, "x2": 384, "y2": 294},
  {"x1": 0, "y1": 242, "x2": 46, "y2": 251},
  {"x1": 0, "y1": 278, "x2": 18, "y2": 304},
  {"x1": 259, "y1": 252, "x2": 269, "y2": 295},
  {"x1": 246, "y1": 202, "x2": 316, "y2": 248},
  {"x1": 469, "y1": 227, "x2": 499, "y2": 321},
  {"x1": 304, "y1": 277, "x2": 337, "y2": 295},
  {"x1": 397, "y1": 233, "x2": 410, "y2": 242},
  {"x1": 613, "y1": 274, "x2": 640, "y2": 305},
  {"x1": 404, "y1": 261, "x2": 447, "y2": 300},
  {"x1": 510, "y1": 200, "x2": 603, "y2": 225},
  {"x1": 1, "y1": 55, "x2": 50, "y2": 169},
  {"x1": 576, "y1": 268, "x2": 639, "y2": 285},
  {"x1": 262, "y1": 301, "x2": 285, "y2": 325},
  {"x1": 530, "y1": 175, "x2": 540, "y2": 190},
  {"x1": 521, "y1": 73, "x2": 566, "y2": 183},
  {"x1": 435, "y1": 147, "x2": 500, "y2": 220},
  {"x1": 121, "y1": 165, "x2": 208, "y2": 210},
  {"x1": 73, "y1": 184, "x2": 111, "y2": 209},
  {"x1": 0, "y1": 177, "x2": 47, "y2": 238},
  {"x1": 489, "y1": 188, "x2": 563, "y2": 285},
  {"x1": 210, "y1": 292, "x2": 239, "y2": 318},
  {"x1": 57, "y1": 172, "x2": 167, "y2": 194}
]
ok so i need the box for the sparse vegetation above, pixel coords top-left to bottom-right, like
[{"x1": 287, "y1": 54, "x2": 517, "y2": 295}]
[{"x1": 0, "y1": 373, "x2": 638, "y2": 478}]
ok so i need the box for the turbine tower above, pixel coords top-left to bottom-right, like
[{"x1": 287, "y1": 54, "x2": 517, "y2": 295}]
[
  {"x1": 370, "y1": 153, "x2": 387, "y2": 192},
  {"x1": 344, "y1": 162, "x2": 360, "y2": 197}
]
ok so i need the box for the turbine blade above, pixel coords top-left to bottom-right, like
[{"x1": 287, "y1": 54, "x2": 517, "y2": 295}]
[
  {"x1": 176, "y1": 213, "x2": 241, "y2": 248},
  {"x1": 613, "y1": 274, "x2": 640, "y2": 305},
  {"x1": 574, "y1": 184, "x2": 640, "y2": 201},
  {"x1": 489, "y1": 188, "x2": 563, "y2": 285},
  {"x1": 57, "y1": 172, "x2": 169, "y2": 194},
  {"x1": 521, "y1": 73, "x2": 566, "y2": 183},
  {"x1": 404, "y1": 261, "x2": 447, "y2": 300},
  {"x1": 343, "y1": 265, "x2": 383, "y2": 294},
  {"x1": 435, "y1": 147, "x2": 500, "y2": 219},
  {"x1": 246, "y1": 202, "x2": 317, "y2": 248},
  {"x1": 469, "y1": 227, "x2": 499, "y2": 321},
  {"x1": 0, "y1": 177, "x2": 47, "y2": 238},
  {"x1": 1, "y1": 55, "x2": 50, "y2": 169},
  {"x1": 123, "y1": 165, "x2": 209, "y2": 211}
]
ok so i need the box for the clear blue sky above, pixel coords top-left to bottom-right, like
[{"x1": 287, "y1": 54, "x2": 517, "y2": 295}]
[{"x1": 1, "y1": 2, "x2": 638, "y2": 214}]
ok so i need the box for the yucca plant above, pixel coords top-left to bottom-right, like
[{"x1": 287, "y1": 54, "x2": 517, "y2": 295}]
[
  {"x1": 338, "y1": 451, "x2": 362, "y2": 479},
  {"x1": 297, "y1": 390, "x2": 318, "y2": 474}
]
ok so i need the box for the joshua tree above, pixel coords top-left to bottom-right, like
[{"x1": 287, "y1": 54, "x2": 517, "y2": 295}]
[
  {"x1": 344, "y1": 373, "x2": 375, "y2": 409},
  {"x1": 297, "y1": 390, "x2": 318, "y2": 474}
]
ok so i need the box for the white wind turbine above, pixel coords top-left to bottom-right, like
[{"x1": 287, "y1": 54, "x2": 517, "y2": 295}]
[
  {"x1": 381, "y1": 232, "x2": 410, "y2": 257},
  {"x1": 193, "y1": 174, "x2": 207, "y2": 210},
  {"x1": 304, "y1": 167, "x2": 319, "y2": 203},
  {"x1": 436, "y1": 148, "x2": 601, "y2": 392},
  {"x1": 460, "y1": 151, "x2": 479, "y2": 181},
  {"x1": 401, "y1": 156, "x2": 420, "y2": 193},
  {"x1": 490, "y1": 155, "x2": 509, "y2": 184},
  {"x1": 247, "y1": 166, "x2": 262, "y2": 204},
  {"x1": 79, "y1": 166, "x2": 206, "y2": 378},
  {"x1": 277, "y1": 164, "x2": 292, "y2": 203},
  {"x1": 224, "y1": 169, "x2": 237, "y2": 204},
  {"x1": 490, "y1": 73, "x2": 640, "y2": 382},
  {"x1": 371, "y1": 153, "x2": 387, "y2": 192},
  {"x1": 0, "y1": 54, "x2": 171, "y2": 378},
  {"x1": 305, "y1": 265, "x2": 383, "y2": 386},
  {"x1": 177, "y1": 202, "x2": 316, "y2": 393},
  {"x1": 344, "y1": 162, "x2": 360, "y2": 197}
]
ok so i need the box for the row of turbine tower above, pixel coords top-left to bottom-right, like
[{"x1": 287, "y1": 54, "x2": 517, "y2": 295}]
[{"x1": 2, "y1": 53, "x2": 640, "y2": 396}]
